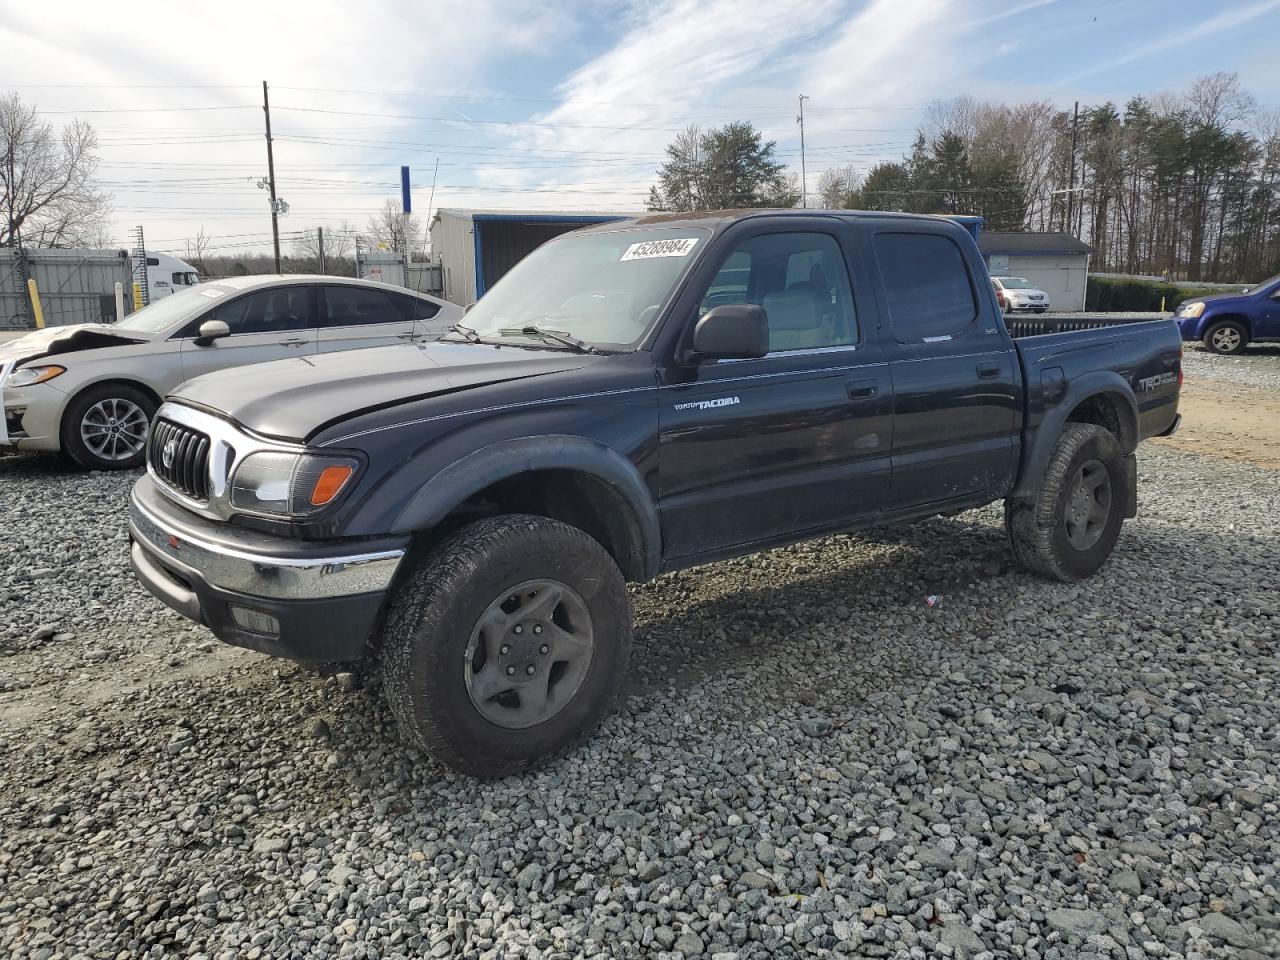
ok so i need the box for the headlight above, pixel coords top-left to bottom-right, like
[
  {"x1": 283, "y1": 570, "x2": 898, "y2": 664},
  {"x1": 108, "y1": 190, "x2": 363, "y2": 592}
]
[
  {"x1": 229, "y1": 452, "x2": 359, "y2": 517},
  {"x1": 7, "y1": 364, "x2": 66, "y2": 387},
  {"x1": 1180, "y1": 302, "x2": 1205, "y2": 318}
]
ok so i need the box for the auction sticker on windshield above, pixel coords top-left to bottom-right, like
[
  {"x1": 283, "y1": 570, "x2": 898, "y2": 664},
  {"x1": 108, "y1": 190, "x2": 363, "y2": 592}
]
[{"x1": 620, "y1": 238, "x2": 700, "y2": 261}]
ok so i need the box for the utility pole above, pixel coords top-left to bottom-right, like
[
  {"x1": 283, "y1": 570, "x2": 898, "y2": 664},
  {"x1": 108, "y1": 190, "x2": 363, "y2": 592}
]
[
  {"x1": 262, "y1": 80, "x2": 281, "y2": 273},
  {"x1": 1065, "y1": 100, "x2": 1079, "y2": 236},
  {"x1": 317, "y1": 226, "x2": 326, "y2": 274},
  {"x1": 797, "y1": 95, "x2": 810, "y2": 209}
]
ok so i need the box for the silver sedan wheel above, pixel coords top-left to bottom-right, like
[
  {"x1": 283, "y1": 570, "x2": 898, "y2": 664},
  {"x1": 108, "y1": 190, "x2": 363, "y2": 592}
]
[
  {"x1": 1210, "y1": 326, "x2": 1242, "y2": 353},
  {"x1": 463, "y1": 578, "x2": 595, "y2": 730},
  {"x1": 80, "y1": 397, "x2": 150, "y2": 461}
]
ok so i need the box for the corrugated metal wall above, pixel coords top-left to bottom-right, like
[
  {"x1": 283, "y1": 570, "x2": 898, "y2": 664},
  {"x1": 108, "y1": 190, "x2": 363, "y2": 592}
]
[
  {"x1": 0, "y1": 249, "x2": 132, "y2": 329},
  {"x1": 430, "y1": 212, "x2": 477, "y2": 306}
]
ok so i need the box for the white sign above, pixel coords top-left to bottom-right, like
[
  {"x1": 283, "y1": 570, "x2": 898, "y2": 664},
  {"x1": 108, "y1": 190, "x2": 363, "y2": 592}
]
[
  {"x1": 198, "y1": 288, "x2": 226, "y2": 299},
  {"x1": 620, "y1": 238, "x2": 699, "y2": 261},
  {"x1": 368, "y1": 267, "x2": 383, "y2": 280}
]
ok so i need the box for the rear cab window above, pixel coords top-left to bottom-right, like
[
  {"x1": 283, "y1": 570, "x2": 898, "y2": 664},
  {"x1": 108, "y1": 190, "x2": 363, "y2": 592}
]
[{"x1": 873, "y1": 231, "x2": 978, "y2": 342}]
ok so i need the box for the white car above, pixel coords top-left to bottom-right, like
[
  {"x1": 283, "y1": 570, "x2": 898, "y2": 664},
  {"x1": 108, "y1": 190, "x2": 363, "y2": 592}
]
[
  {"x1": 1, "y1": 275, "x2": 461, "y2": 470},
  {"x1": 991, "y1": 276, "x2": 1051, "y2": 314}
]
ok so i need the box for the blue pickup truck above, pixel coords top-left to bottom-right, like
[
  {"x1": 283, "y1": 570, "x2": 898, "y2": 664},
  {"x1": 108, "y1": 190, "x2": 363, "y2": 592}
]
[{"x1": 1174, "y1": 272, "x2": 1280, "y2": 354}]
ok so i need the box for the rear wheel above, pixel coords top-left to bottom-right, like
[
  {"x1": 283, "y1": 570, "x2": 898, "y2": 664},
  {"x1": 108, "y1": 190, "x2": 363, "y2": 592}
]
[
  {"x1": 379, "y1": 514, "x2": 631, "y2": 777},
  {"x1": 1005, "y1": 423, "x2": 1127, "y2": 582},
  {"x1": 1203, "y1": 320, "x2": 1247, "y2": 355},
  {"x1": 61, "y1": 384, "x2": 156, "y2": 470}
]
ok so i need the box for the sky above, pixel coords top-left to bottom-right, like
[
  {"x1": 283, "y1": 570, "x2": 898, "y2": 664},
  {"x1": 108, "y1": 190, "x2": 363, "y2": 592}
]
[{"x1": 3, "y1": 0, "x2": 1279, "y2": 262}]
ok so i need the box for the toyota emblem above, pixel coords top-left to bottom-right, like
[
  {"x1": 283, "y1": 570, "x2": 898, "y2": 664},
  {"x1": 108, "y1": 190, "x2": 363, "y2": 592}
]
[{"x1": 161, "y1": 437, "x2": 177, "y2": 470}]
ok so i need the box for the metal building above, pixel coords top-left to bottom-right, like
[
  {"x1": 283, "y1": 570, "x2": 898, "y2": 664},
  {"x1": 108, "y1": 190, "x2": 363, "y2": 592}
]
[
  {"x1": 977, "y1": 232, "x2": 1093, "y2": 312},
  {"x1": 429, "y1": 209, "x2": 636, "y2": 306},
  {"x1": 1, "y1": 248, "x2": 133, "y2": 329}
]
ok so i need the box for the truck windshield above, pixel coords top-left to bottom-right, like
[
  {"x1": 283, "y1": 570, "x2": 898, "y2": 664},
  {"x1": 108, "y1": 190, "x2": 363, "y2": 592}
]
[{"x1": 459, "y1": 226, "x2": 711, "y2": 351}]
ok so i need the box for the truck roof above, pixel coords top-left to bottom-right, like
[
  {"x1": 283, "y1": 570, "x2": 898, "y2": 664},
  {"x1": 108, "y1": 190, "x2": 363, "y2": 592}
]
[{"x1": 577, "y1": 208, "x2": 972, "y2": 233}]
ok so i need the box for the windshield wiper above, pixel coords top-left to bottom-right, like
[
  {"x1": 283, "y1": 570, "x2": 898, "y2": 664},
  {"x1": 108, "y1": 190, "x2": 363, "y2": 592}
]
[
  {"x1": 496, "y1": 324, "x2": 596, "y2": 354},
  {"x1": 442, "y1": 321, "x2": 481, "y2": 343}
]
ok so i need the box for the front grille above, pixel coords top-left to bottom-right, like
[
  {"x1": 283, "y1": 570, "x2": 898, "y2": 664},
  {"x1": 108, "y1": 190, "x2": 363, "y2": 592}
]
[{"x1": 149, "y1": 418, "x2": 211, "y2": 501}]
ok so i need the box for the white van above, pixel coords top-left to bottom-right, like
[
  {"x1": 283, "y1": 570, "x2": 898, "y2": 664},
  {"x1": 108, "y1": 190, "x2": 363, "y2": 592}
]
[{"x1": 133, "y1": 252, "x2": 201, "y2": 301}]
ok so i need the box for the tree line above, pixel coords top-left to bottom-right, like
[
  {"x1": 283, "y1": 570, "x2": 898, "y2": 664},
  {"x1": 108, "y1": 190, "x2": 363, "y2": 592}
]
[
  {"x1": 832, "y1": 72, "x2": 1279, "y2": 284},
  {"x1": 649, "y1": 73, "x2": 1280, "y2": 285}
]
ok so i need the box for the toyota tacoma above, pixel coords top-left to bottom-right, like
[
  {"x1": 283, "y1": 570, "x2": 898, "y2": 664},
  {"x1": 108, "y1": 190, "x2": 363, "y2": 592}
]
[{"x1": 127, "y1": 210, "x2": 1182, "y2": 776}]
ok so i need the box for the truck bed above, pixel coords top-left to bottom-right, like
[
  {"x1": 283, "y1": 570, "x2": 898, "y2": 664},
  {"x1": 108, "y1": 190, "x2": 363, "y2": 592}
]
[{"x1": 1003, "y1": 312, "x2": 1171, "y2": 338}]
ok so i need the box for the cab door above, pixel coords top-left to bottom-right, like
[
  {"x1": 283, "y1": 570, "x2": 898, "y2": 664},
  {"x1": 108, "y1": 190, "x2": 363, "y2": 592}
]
[
  {"x1": 656, "y1": 222, "x2": 892, "y2": 561},
  {"x1": 179, "y1": 284, "x2": 318, "y2": 381},
  {"x1": 867, "y1": 226, "x2": 1019, "y2": 508}
]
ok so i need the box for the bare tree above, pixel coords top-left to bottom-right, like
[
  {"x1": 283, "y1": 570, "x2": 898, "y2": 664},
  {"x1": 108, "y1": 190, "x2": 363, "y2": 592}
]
[
  {"x1": 1185, "y1": 72, "x2": 1256, "y2": 128},
  {"x1": 366, "y1": 199, "x2": 420, "y2": 253},
  {"x1": 292, "y1": 221, "x2": 357, "y2": 274},
  {"x1": 816, "y1": 166, "x2": 860, "y2": 209},
  {"x1": 1, "y1": 92, "x2": 110, "y2": 247},
  {"x1": 184, "y1": 227, "x2": 212, "y2": 275}
]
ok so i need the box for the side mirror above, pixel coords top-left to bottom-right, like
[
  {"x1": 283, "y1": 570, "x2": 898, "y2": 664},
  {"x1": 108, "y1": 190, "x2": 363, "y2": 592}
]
[
  {"x1": 691, "y1": 304, "x2": 769, "y2": 361},
  {"x1": 194, "y1": 319, "x2": 230, "y2": 347}
]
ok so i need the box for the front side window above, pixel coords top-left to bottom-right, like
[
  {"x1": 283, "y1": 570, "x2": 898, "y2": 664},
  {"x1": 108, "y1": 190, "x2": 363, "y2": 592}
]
[
  {"x1": 461, "y1": 227, "x2": 711, "y2": 351},
  {"x1": 322, "y1": 286, "x2": 404, "y2": 327},
  {"x1": 699, "y1": 232, "x2": 858, "y2": 353},
  {"x1": 875, "y1": 233, "x2": 977, "y2": 341},
  {"x1": 213, "y1": 286, "x2": 312, "y2": 335}
]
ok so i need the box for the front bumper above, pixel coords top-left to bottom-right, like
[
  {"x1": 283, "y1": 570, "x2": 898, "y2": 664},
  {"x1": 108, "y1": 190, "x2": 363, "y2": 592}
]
[
  {"x1": 128, "y1": 475, "x2": 408, "y2": 662},
  {"x1": 1, "y1": 365, "x2": 64, "y2": 450}
]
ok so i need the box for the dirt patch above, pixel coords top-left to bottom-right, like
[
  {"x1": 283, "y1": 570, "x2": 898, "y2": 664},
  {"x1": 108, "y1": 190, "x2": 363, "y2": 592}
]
[{"x1": 1154, "y1": 377, "x2": 1280, "y2": 469}]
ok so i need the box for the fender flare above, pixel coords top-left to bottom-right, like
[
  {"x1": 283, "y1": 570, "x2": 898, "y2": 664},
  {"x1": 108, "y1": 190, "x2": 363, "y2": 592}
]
[
  {"x1": 390, "y1": 435, "x2": 661, "y2": 580},
  {"x1": 1012, "y1": 372, "x2": 1138, "y2": 500}
]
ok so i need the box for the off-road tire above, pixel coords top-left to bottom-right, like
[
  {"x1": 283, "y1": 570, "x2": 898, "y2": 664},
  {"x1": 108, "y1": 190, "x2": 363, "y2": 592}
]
[
  {"x1": 60, "y1": 383, "x2": 156, "y2": 471},
  {"x1": 379, "y1": 514, "x2": 631, "y2": 777},
  {"x1": 1202, "y1": 319, "x2": 1248, "y2": 355},
  {"x1": 1005, "y1": 423, "x2": 1127, "y2": 582}
]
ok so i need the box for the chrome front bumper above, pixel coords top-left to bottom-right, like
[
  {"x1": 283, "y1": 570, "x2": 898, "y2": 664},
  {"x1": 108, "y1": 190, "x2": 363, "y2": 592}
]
[
  {"x1": 130, "y1": 486, "x2": 404, "y2": 600},
  {"x1": 128, "y1": 475, "x2": 408, "y2": 661}
]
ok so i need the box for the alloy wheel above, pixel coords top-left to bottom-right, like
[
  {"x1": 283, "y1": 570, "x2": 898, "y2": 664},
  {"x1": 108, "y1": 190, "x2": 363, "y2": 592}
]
[{"x1": 80, "y1": 397, "x2": 150, "y2": 461}]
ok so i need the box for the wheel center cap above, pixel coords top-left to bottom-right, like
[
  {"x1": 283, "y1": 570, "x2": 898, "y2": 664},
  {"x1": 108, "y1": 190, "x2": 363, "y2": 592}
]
[{"x1": 498, "y1": 620, "x2": 550, "y2": 683}]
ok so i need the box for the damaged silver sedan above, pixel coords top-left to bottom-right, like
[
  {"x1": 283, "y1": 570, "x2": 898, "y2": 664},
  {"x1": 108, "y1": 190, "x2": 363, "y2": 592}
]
[{"x1": 0, "y1": 275, "x2": 459, "y2": 470}]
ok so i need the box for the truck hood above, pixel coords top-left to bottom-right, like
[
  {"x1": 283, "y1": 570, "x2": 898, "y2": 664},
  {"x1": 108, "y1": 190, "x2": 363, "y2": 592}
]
[
  {"x1": 0, "y1": 323, "x2": 152, "y2": 366},
  {"x1": 170, "y1": 341, "x2": 597, "y2": 441}
]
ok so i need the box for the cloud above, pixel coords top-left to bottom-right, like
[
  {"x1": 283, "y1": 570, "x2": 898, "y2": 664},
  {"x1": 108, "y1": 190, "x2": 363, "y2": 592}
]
[{"x1": 1057, "y1": 0, "x2": 1280, "y2": 84}]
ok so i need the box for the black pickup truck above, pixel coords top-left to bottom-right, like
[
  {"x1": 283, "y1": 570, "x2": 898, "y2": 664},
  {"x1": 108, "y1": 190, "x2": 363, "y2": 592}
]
[{"x1": 128, "y1": 210, "x2": 1181, "y2": 776}]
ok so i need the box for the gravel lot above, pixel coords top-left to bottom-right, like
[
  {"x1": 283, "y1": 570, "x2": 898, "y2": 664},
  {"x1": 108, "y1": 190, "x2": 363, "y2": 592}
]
[{"x1": 1, "y1": 352, "x2": 1278, "y2": 960}]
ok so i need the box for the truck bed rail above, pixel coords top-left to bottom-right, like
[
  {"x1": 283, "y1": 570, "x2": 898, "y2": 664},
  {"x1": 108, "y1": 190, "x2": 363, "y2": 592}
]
[{"x1": 1005, "y1": 313, "x2": 1167, "y2": 338}]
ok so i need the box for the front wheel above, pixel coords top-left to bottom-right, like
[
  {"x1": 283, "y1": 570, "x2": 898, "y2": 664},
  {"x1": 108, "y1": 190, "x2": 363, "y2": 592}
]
[
  {"x1": 379, "y1": 514, "x2": 631, "y2": 777},
  {"x1": 1203, "y1": 320, "x2": 1247, "y2": 355},
  {"x1": 60, "y1": 384, "x2": 156, "y2": 470},
  {"x1": 1005, "y1": 423, "x2": 1127, "y2": 582}
]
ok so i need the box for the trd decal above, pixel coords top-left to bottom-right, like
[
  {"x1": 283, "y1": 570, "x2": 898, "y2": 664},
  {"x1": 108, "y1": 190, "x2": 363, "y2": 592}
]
[{"x1": 1137, "y1": 371, "x2": 1176, "y2": 391}]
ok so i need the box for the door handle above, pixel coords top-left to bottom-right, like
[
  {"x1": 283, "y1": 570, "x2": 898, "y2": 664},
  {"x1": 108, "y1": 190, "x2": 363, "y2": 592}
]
[
  {"x1": 976, "y1": 362, "x2": 1002, "y2": 379},
  {"x1": 847, "y1": 380, "x2": 878, "y2": 399},
  {"x1": 279, "y1": 337, "x2": 308, "y2": 347}
]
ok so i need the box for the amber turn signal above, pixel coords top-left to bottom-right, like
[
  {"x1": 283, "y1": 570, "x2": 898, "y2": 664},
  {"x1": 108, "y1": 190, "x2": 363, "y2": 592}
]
[{"x1": 309, "y1": 464, "x2": 355, "y2": 506}]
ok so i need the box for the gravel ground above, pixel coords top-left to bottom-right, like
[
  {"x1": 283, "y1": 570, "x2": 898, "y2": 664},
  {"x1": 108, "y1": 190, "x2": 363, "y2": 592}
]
[
  {"x1": 1182, "y1": 344, "x2": 1280, "y2": 390},
  {"x1": 1, "y1": 355, "x2": 1278, "y2": 960}
]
